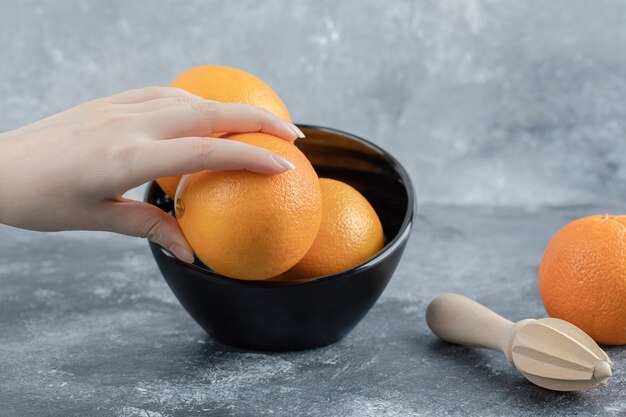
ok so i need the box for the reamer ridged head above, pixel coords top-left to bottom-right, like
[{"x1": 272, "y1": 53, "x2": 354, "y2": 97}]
[{"x1": 511, "y1": 317, "x2": 612, "y2": 391}]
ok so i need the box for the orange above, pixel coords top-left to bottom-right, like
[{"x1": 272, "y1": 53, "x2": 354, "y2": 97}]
[
  {"x1": 175, "y1": 132, "x2": 321, "y2": 280},
  {"x1": 281, "y1": 178, "x2": 384, "y2": 280},
  {"x1": 157, "y1": 176, "x2": 186, "y2": 200},
  {"x1": 539, "y1": 214, "x2": 626, "y2": 345},
  {"x1": 156, "y1": 65, "x2": 291, "y2": 198}
]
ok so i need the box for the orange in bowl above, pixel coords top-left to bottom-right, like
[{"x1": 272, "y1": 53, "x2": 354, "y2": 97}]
[
  {"x1": 175, "y1": 132, "x2": 322, "y2": 280},
  {"x1": 280, "y1": 178, "x2": 384, "y2": 281},
  {"x1": 156, "y1": 65, "x2": 291, "y2": 198}
]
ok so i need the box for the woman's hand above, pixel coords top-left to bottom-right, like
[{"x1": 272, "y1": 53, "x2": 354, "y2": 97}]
[{"x1": 0, "y1": 86, "x2": 304, "y2": 263}]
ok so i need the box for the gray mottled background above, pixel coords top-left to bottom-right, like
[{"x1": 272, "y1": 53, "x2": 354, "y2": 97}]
[
  {"x1": 1, "y1": 0, "x2": 625, "y2": 206},
  {"x1": 2, "y1": 1, "x2": 626, "y2": 417}
]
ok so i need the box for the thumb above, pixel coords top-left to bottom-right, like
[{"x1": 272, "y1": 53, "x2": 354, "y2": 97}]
[{"x1": 101, "y1": 199, "x2": 195, "y2": 263}]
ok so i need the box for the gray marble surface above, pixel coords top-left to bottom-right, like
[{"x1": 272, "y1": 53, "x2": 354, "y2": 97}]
[
  {"x1": 2, "y1": 1, "x2": 626, "y2": 416},
  {"x1": 2, "y1": 204, "x2": 625, "y2": 416}
]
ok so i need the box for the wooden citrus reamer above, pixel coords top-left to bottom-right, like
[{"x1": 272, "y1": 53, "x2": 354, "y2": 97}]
[{"x1": 426, "y1": 293, "x2": 612, "y2": 391}]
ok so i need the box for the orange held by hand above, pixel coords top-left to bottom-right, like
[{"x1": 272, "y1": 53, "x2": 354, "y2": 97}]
[{"x1": 175, "y1": 132, "x2": 322, "y2": 280}]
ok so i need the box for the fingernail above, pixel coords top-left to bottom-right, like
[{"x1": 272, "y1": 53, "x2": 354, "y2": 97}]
[
  {"x1": 272, "y1": 154, "x2": 296, "y2": 171},
  {"x1": 285, "y1": 121, "x2": 305, "y2": 138},
  {"x1": 169, "y1": 244, "x2": 195, "y2": 264}
]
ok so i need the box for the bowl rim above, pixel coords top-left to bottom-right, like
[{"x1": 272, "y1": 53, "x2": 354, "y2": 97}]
[{"x1": 146, "y1": 124, "x2": 416, "y2": 288}]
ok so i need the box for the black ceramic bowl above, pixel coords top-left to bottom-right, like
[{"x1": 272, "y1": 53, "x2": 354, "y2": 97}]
[{"x1": 146, "y1": 125, "x2": 415, "y2": 351}]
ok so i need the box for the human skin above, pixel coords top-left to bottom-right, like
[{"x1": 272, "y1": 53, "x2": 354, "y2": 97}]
[{"x1": 0, "y1": 86, "x2": 304, "y2": 263}]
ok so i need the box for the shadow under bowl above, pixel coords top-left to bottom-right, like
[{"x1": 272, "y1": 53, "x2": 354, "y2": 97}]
[{"x1": 146, "y1": 125, "x2": 416, "y2": 351}]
